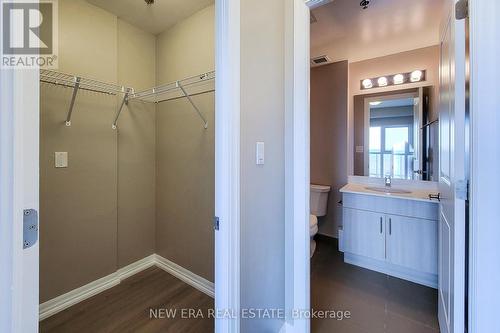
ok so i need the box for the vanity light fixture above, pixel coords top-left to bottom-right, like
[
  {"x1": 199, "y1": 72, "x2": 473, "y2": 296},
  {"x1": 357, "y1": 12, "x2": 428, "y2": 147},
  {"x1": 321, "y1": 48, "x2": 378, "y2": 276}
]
[
  {"x1": 360, "y1": 70, "x2": 427, "y2": 90},
  {"x1": 362, "y1": 79, "x2": 373, "y2": 89},
  {"x1": 378, "y1": 77, "x2": 388, "y2": 87}
]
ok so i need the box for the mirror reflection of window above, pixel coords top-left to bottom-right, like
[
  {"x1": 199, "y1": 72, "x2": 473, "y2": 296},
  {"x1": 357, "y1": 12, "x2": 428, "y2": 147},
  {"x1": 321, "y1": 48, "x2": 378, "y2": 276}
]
[
  {"x1": 355, "y1": 86, "x2": 437, "y2": 181},
  {"x1": 369, "y1": 97, "x2": 415, "y2": 180}
]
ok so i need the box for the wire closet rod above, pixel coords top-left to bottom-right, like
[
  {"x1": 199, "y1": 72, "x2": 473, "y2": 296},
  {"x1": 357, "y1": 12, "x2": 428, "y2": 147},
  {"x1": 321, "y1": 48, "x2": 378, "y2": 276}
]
[
  {"x1": 40, "y1": 69, "x2": 133, "y2": 127},
  {"x1": 130, "y1": 71, "x2": 215, "y2": 129},
  {"x1": 40, "y1": 69, "x2": 215, "y2": 130}
]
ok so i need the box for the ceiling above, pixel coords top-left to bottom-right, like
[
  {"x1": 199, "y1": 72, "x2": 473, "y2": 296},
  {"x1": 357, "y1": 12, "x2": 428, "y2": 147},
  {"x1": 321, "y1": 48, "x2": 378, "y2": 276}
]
[
  {"x1": 86, "y1": 0, "x2": 214, "y2": 35},
  {"x1": 310, "y1": 0, "x2": 445, "y2": 63}
]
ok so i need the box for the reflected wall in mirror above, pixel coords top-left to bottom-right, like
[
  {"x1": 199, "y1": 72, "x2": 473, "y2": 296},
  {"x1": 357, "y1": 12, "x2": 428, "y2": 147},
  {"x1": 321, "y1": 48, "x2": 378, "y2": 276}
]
[{"x1": 353, "y1": 87, "x2": 438, "y2": 181}]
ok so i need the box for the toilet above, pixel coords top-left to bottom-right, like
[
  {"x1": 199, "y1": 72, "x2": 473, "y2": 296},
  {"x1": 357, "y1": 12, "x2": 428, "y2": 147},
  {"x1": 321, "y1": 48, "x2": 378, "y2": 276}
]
[{"x1": 310, "y1": 184, "x2": 331, "y2": 257}]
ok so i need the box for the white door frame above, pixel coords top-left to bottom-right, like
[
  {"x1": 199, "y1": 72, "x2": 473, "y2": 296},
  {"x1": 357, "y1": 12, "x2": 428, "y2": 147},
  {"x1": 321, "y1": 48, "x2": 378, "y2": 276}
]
[
  {"x1": 1, "y1": 0, "x2": 41, "y2": 330},
  {"x1": 214, "y1": 1, "x2": 241, "y2": 332},
  {"x1": 0, "y1": 60, "x2": 40, "y2": 332},
  {"x1": 283, "y1": 0, "x2": 311, "y2": 332},
  {"x1": 468, "y1": 1, "x2": 500, "y2": 332}
]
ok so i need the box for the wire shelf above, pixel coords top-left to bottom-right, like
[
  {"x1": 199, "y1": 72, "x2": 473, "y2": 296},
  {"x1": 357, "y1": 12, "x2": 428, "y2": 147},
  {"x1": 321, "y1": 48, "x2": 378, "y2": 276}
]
[
  {"x1": 131, "y1": 71, "x2": 215, "y2": 104},
  {"x1": 39, "y1": 69, "x2": 214, "y2": 129},
  {"x1": 40, "y1": 69, "x2": 132, "y2": 95}
]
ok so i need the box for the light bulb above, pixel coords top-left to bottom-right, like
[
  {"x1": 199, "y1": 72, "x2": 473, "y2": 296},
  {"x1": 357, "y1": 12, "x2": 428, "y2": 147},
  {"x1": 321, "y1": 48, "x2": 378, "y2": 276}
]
[
  {"x1": 362, "y1": 79, "x2": 373, "y2": 89},
  {"x1": 410, "y1": 70, "x2": 423, "y2": 82},
  {"x1": 393, "y1": 74, "x2": 404, "y2": 85},
  {"x1": 378, "y1": 77, "x2": 388, "y2": 87}
]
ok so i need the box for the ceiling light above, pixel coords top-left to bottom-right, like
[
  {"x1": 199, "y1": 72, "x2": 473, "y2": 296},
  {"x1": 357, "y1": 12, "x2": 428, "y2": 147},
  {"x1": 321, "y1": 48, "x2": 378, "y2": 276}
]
[
  {"x1": 362, "y1": 79, "x2": 373, "y2": 89},
  {"x1": 410, "y1": 70, "x2": 423, "y2": 82},
  {"x1": 370, "y1": 101, "x2": 382, "y2": 106},
  {"x1": 378, "y1": 77, "x2": 388, "y2": 87},
  {"x1": 393, "y1": 74, "x2": 405, "y2": 85}
]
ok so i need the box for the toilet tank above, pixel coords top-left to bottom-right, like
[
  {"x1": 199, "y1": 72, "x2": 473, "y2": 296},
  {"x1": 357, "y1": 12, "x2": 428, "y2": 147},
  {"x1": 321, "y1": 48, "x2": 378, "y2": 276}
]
[{"x1": 310, "y1": 184, "x2": 331, "y2": 217}]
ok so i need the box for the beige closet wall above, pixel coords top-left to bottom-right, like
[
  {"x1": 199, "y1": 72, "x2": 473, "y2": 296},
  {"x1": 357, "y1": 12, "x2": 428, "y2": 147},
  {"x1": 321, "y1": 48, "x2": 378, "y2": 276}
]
[
  {"x1": 40, "y1": 0, "x2": 156, "y2": 302},
  {"x1": 155, "y1": 5, "x2": 215, "y2": 281},
  {"x1": 116, "y1": 20, "x2": 156, "y2": 268}
]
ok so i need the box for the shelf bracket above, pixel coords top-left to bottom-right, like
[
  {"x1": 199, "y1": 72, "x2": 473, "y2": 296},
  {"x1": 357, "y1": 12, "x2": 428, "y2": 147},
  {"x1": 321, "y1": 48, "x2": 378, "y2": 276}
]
[
  {"x1": 112, "y1": 92, "x2": 129, "y2": 130},
  {"x1": 65, "y1": 77, "x2": 81, "y2": 126},
  {"x1": 177, "y1": 81, "x2": 209, "y2": 129}
]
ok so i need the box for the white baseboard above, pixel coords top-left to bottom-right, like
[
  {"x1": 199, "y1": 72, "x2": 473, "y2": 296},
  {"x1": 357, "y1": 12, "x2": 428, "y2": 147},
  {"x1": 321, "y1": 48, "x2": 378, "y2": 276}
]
[
  {"x1": 39, "y1": 272, "x2": 121, "y2": 321},
  {"x1": 39, "y1": 254, "x2": 214, "y2": 321},
  {"x1": 117, "y1": 254, "x2": 156, "y2": 280},
  {"x1": 154, "y1": 254, "x2": 215, "y2": 298}
]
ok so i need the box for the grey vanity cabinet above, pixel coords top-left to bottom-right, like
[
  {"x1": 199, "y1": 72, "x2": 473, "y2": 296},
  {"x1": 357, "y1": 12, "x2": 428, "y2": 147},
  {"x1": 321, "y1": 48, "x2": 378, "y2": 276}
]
[
  {"x1": 385, "y1": 214, "x2": 438, "y2": 275},
  {"x1": 341, "y1": 192, "x2": 439, "y2": 288},
  {"x1": 342, "y1": 208, "x2": 386, "y2": 261}
]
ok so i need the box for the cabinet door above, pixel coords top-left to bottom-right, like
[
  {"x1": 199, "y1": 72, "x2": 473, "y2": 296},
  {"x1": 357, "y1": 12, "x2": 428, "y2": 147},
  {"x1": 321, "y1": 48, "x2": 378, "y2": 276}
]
[
  {"x1": 386, "y1": 214, "x2": 438, "y2": 274},
  {"x1": 343, "y1": 208, "x2": 386, "y2": 261}
]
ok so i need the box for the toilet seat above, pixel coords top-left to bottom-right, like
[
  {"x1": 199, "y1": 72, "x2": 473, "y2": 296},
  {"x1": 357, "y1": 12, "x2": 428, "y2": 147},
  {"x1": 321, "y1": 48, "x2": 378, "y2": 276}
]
[{"x1": 310, "y1": 215, "x2": 318, "y2": 236}]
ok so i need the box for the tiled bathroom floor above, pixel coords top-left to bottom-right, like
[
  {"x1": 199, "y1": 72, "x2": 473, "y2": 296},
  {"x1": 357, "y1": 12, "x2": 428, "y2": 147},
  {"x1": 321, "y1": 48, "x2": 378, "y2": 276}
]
[{"x1": 311, "y1": 236, "x2": 440, "y2": 333}]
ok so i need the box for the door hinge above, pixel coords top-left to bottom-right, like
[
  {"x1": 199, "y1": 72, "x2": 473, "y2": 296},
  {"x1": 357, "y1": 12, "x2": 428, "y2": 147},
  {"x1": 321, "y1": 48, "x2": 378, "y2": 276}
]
[
  {"x1": 456, "y1": 180, "x2": 469, "y2": 201},
  {"x1": 213, "y1": 216, "x2": 220, "y2": 231},
  {"x1": 456, "y1": 0, "x2": 469, "y2": 20},
  {"x1": 23, "y1": 209, "x2": 38, "y2": 249}
]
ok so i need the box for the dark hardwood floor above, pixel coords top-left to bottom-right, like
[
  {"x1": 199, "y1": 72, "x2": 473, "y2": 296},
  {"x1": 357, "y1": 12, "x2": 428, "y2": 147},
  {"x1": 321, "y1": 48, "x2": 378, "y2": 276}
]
[
  {"x1": 40, "y1": 267, "x2": 214, "y2": 333},
  {"x1": 311, "y1": 235, "x2": 440, "y2": 333},
  {"x1": 41, "y1": 237, "x2": 438, "y2": 333}
]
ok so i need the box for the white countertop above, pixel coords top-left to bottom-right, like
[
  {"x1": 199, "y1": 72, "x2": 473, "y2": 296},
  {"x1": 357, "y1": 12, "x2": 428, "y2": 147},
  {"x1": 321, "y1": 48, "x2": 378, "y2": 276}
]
[{"x1": 340, "y1": 182, "x2": 441, "y2": 204}]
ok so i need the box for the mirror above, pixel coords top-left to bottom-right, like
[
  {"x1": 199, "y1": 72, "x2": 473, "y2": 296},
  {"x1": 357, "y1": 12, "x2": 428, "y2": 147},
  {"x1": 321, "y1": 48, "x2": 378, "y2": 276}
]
[{"x1": 353, "y1": 87, "x2": 438, "y2": 181}]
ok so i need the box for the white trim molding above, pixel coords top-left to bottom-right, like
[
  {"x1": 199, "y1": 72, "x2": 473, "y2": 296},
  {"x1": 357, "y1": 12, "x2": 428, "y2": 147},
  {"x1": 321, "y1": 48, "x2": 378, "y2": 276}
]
[
  {"x1": 285, "y1": 1, "x2": 311, "y2": 333},
  {"x1": 154, "y1": 254, "x2": 215, "y2": 298},
  {"x1": 39, "y1": 254, "x2": 214, "y2": 321},
  {"x1": 469, "y1": 1, "x2": 500, "y2": 332},
  {"x1": 39, "y1": 272, "x2": 121, "y2": 321},
  {"x1": 215, "y1": 0, "x2": 241, "y2": 332}
]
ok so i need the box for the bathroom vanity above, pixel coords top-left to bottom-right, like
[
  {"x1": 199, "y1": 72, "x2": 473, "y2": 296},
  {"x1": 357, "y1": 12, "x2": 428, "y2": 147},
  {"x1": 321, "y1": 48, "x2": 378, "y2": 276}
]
[{"x1": 339, "y1": 178, "x2": 440, "y2": 288}]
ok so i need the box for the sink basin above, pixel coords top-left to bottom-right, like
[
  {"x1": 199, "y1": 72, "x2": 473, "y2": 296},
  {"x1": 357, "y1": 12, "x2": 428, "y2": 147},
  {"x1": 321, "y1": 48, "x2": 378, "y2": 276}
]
[{"x1": 365, "y1": 186, "x2": 413, "y2": 194}]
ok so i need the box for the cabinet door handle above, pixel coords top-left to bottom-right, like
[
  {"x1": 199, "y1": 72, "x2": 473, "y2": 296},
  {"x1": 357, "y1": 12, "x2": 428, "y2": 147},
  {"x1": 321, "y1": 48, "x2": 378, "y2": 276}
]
[
  {"x1": 380, "y1": 217, "x2": 383, "y2": 234},
  {"x1": 389, "y1": 218, "x2": 392, "y2": 235}
]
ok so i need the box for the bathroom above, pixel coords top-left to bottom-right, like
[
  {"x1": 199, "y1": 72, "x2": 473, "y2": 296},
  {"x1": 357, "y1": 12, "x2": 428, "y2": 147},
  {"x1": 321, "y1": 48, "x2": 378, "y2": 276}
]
[{"x1": 308, "y1": 0, "x2": 446, "y2": 332}]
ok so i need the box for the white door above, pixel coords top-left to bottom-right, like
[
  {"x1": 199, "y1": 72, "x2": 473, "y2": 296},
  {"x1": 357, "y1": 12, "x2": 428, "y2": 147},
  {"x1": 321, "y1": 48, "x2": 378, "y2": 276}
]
[
  {"x1": 386, "y1": 215, "x2": 438, "y2": 275},
  {"x1": 438, "y1": 1, "x2": 466, "y2": 332},
  {"x1": 343, "y1": 208, "x2": 386, "y2": 261},
  {"x1": 0, "y1": 68, "x2": 40, "y2": 332}
]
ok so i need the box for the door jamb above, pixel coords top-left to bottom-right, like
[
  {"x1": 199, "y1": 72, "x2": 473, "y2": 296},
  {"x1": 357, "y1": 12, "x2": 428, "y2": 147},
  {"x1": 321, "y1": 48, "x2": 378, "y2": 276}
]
[
  {"x1": 284, "y1": 1, "x2": 311, "y2": 332},
  {"x1": 468, "y1": 1, "x2": 500, "y2": 332},
  {"x1": 215, "y1": 0, "x2": 241, "y2": 332}
]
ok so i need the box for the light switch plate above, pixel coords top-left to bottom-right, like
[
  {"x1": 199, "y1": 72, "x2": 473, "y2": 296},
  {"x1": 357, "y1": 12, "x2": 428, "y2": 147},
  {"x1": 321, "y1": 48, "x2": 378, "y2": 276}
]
[
  {"x1": 55, "y1": 152, "x2": 68, "y2": 168},
  {"x1": 256, "y1": 142, "x2": 265, "y2": 165}
]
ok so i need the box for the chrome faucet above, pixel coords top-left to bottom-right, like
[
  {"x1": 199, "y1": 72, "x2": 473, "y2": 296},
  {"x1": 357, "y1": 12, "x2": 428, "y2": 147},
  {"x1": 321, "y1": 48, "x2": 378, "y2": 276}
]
[{"x1": 385, "y1": 175, "x2": 392, "y2": 187}]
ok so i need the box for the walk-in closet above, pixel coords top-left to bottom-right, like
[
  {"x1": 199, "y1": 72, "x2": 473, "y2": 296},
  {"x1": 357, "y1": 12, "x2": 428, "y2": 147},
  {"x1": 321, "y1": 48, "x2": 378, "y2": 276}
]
[{"x1": 38, "y1": 1, "x2": 215, "y2": 331}]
